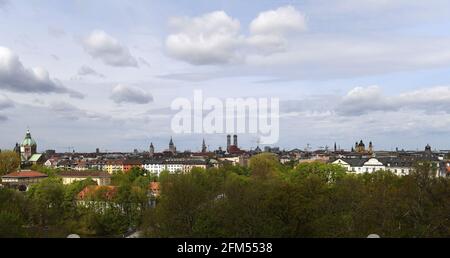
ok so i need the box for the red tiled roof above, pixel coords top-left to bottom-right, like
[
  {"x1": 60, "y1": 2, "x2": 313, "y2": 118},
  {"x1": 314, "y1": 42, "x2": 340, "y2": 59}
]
[
  {"x1": 148, "y1": 182, "x2": 160, "y2": 197},
  {"x1": 1, "y1": 170, "x2": 48, "y2": 178},
  {"x1": 106, "y1": 160, "x2": 124, "y2": 165},
  {"x1": 149, "y1": 182, "x2": 160, "y2": 191},
  {"x1": 227, "y1": 145, "x2": 245, "y2": 154},
  {"x1": 77, "y1": 185, "x2": 117, "y2": 200},
  {"x1": 123, "y1": 159, "x2": 143, "y2": 166}
]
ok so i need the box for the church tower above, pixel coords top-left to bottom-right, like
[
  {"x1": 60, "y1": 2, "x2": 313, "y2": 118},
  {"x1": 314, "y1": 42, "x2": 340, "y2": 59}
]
[
  {"x1": 20, "y1": 129, "x2": 37, "y2": 161},
  {"x1": 169, "y1": 137, "x2": 176, "y2": 154},
  {"x1": 149, "y1": 142, "x2": 155, "y2": 157},
  {"x1": 201, "y1": 139, "x2": 207, "y2": 153}
]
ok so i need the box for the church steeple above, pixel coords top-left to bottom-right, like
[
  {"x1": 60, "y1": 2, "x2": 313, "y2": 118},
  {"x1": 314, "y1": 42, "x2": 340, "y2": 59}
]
[
  {"x1": 201, "y1": 139, "x2": 207, "y2": 153},
  {"x1": 20, "y1": 128, "x2": 37, "y2": 161},
  {"x1": 149, "y1": 142, "x2": 155, "y2": 157},
  {"x1": 169, "y1": 137, "x2": 176, "y2": 154}
]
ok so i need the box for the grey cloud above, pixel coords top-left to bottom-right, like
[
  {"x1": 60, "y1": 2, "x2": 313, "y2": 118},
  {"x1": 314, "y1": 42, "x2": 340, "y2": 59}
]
[
  {"x1": 48, "y1": 26, "x2": 66, "y2": 38},
  {"x1": 77, "y1": 65, "x2": 105, "y2": 78},
  {"x1": 279, "y1": 85, "x2": 450, "y2": 117},
  {"x1": 145, "y1": 107, "x2": 175, "y2": 118},
  {"x1": 157, "y1": 72, "x2": 227, "y2": 82},
  {"x1": 50, "y1": 54, "x2": 60, "y2": 61},
  {"x1": 49, "y1": 101, "x2": 109, "y2": 121},
  {"x1": 0, "y1": 94, "x2": 14, "y2": 110},
  {"x1": 0, "y1": 0, "x2": 9, "y2": 10},
  {"x1": 139, "y1": 58, "x2": 151, "y2": 68},
  {"x1": 335, "y1": 86, "x2": 398, "y2": 116},
  {"x1": 336, "y1": 86, "x2": 450, "y2": 116},
  {"x1": 0, "y1": 114, "x2": 7, "y2": 121},
  {"x1": 82, "y1": 30, "x2": 138, "y2": 67},
  {"x1": 0, "y1": 47, "x2": 84, "y2": 98},
  {"x1": 110, "y1": 85, "x2": 153, "y2": 104}
]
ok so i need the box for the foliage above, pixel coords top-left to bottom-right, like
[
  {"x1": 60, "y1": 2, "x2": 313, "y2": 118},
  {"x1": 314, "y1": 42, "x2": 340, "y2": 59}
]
[
  {"x1": 142, "y1": 157, "x2": 450, "y2": 238},
  {"x1": 31, "y1": 164, "x2": 59, "y2": 177},
  {"x1": 0, "y1": 150, "x2": 20, "y2": 176},
  {"x1": 0, "y1": 153, "x2": 449, "y2": 238},
  {"x1": 0, "y1": 188, "x2": 28, "y2": 237}
]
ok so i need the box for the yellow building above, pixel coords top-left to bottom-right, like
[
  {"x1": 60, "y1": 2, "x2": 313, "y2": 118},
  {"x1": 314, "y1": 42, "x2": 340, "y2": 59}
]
[
  {"x1": 104, "y1": 160, "x2": 124, "y2": 174},
  {"x1": 58, "y1": 171, "x2": 111, "y2": 186}
]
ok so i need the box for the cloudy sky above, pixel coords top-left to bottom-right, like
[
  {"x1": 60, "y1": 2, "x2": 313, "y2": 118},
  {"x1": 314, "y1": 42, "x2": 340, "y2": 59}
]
[{"x1": 2, "y1": 0, "x2": 450, "y2": 152}]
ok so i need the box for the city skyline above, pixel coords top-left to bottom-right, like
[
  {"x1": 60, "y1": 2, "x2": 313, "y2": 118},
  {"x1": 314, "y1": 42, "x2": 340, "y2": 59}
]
[
  {"x1": 4, "y1": 128, "x2": 443, "y2": 154},
  {"x1": 2, "y1": 1, "x2": 450, "y2": 151}
]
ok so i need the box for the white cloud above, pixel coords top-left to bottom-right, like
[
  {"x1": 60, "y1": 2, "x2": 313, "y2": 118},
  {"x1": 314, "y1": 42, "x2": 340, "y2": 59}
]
[
  {"x1": 165, "y1": 6, "x2": 307, "y2": 65},
  {"x1": 163, "y1": 5, "x2": 450, "y2": 80},
  {"x1": 0, "y1": 46, "x2": 84, "y2": 98},
  {"x1": 82, "y1": 30, "x2": 138, "y2": 67},
  {"x1": 336, "y1": 85, "x2": 450, "y2": 116},
  {"x1": 166, "y1": 11, "x2": 243, "y2": 65},
  {"x1": 249, "y1": 5, "x2": 307, "y2": 35},
  {"x1": 110, "y1": 84, "x2": 153, "y2": 104}
]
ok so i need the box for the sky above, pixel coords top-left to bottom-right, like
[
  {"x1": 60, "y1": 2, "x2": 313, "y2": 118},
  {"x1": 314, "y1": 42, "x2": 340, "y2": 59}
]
[{"x1": 2, "y1": 0, "x2": 450, "y2": 152}]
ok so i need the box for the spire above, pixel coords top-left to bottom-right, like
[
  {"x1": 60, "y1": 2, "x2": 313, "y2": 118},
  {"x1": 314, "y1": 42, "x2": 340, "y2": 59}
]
[
  {"x1": 202, "y1": 138, "x2": 207, "y2": 153},
  {"x1": 169, "y1": 137, "x2": 176, "y2": 154},
  {"x1": 149, "y1": 142, "x2": 155, "y2": 157}
]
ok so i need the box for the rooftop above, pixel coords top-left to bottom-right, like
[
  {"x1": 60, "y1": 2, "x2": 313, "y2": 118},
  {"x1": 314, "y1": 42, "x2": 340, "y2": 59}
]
[{"x1": 1, "y1": 170, "x2": 48, "y2": 179}]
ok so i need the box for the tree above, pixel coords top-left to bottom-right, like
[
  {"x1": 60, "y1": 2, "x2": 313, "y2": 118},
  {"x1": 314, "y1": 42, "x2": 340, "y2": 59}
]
[
  {"x1": 31, "y1": 164, "x2": 59, "y2": 177},
  {"x1": 0, "y1": 150, "x2": 20, "y2": 176},
  {"x1": 248, "y1": 153, "x2": 281, "y2": 180},
  {"x1": 27, "y1": 178, "x2": 66, "y2": 226},
  {"x1": 0, "y1": 188, "x2": 28, "y2": 237},
  {"x1": 290, "y1": 162, "x2": 347, "y2": 184}
]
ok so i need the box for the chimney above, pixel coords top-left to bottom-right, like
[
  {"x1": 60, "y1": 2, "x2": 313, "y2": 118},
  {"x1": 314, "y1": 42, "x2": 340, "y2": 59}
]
[
  {"x1": 233, "y1": 135, "x2": 238, "y2": 147},
  {"x1": 227, "y1": 135, "x2": 231, "y2": 148}
]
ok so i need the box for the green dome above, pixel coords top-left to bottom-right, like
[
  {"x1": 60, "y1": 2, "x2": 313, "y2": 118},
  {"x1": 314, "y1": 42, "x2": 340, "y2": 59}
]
[{"x1": 21, "y1": 130, "x2": 37, "y2": 147}]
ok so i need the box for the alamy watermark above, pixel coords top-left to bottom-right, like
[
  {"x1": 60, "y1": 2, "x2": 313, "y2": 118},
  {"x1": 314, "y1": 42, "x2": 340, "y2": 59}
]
[{"x1": 171, "y1": 90, "x2": 280, "y2": 145}]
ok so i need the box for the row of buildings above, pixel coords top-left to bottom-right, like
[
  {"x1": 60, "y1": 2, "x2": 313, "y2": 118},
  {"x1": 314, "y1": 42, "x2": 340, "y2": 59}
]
[{"x1": 2, "y1": 130, "x2": 449, "y2": 193}]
